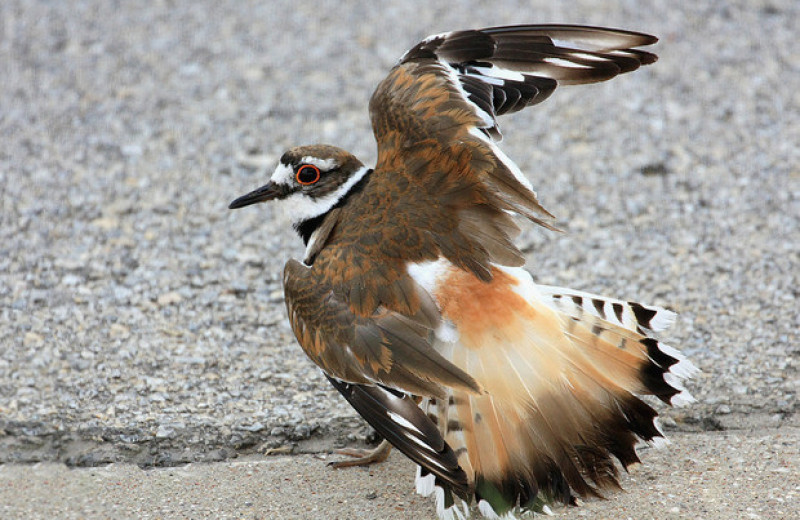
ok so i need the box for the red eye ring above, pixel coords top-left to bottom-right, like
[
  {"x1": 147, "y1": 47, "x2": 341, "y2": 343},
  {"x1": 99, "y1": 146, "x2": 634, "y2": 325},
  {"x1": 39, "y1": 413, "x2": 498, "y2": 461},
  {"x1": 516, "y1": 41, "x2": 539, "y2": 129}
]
[{"x1": 296, "y1": 164, "x2": 321, "y2": 185}]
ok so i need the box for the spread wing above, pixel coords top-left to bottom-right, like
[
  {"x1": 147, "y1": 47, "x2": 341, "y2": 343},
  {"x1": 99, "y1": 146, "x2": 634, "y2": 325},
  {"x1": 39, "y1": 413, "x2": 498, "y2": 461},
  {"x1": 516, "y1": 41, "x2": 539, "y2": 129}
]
[
  {"x1": 365, "y1": 25, "x2": 658, "y2": 281},
  {"x1": 391, "y1": 24, "x2": 657, "y2": 139}
]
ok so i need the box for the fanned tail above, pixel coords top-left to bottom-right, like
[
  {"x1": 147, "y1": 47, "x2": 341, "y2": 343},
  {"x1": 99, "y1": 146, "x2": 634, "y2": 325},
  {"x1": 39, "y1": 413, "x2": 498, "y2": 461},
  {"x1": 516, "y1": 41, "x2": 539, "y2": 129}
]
[
  {"x1": 538, "y1": 285, "x2": 699, "y2": 406},
  {"x1": 410, "y1": 261, "x2": 698, "y2": 519}
]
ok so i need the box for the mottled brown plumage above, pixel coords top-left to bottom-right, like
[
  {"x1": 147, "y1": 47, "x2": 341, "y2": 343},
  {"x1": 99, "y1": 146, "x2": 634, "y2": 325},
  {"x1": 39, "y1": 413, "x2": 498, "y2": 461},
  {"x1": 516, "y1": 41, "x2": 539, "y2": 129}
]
[{"x1": 229, "y1": 24, "x2": 697, "y2": 519}]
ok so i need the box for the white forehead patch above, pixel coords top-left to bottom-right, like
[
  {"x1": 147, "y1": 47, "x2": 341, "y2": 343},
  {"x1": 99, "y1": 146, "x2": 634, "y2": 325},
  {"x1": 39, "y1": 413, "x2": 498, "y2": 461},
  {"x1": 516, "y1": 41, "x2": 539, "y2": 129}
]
[
  {"x1": 270, "y1": 163, "x2": 295, "y2": 185},
  {"x1": 301, "y1": 156, "x2": 339, "y2": 171}
]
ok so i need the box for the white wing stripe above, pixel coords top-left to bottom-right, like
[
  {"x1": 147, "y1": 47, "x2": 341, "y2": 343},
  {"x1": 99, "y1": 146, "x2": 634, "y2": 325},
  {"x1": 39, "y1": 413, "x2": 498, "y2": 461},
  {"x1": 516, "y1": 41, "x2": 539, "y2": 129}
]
[
  {"x1": 468, "y1": 127, "x2": 536, "y2": 192},
  {"x1": 441, "y1": 61, "x2": 496, "y2": 128},
  {"x1": 471, "y1": 65, "x2": 526, "y2": 82}
]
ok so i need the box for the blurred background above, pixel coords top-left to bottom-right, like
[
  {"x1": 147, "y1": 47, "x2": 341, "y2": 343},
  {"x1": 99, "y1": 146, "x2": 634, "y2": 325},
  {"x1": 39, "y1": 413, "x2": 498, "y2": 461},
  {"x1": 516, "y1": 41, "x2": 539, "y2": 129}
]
[{"x1": 0, "y1": 0, "x2": 797, "y2": 511}]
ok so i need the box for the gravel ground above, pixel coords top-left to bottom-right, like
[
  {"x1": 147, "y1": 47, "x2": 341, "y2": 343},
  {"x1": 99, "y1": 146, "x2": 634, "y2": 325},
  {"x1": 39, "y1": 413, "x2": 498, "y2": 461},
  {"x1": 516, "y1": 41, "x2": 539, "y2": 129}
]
[{"x1": 0, "y1": 0, "x2": 798, "y2": 517}]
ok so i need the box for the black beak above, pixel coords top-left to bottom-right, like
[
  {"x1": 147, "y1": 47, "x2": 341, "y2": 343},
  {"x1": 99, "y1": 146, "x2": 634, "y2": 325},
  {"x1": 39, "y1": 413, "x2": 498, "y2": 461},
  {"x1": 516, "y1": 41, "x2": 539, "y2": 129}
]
[{"x1": 228, "y1": 182, "x2": 284, "y2": 209}]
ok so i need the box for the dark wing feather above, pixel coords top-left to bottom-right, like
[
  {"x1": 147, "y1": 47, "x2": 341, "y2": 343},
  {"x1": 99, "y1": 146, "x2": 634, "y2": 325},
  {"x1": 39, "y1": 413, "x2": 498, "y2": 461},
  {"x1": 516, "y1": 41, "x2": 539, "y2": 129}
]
[
  {"x1": 398, "y1": 24, "x2": 657, "y2": 137},
  {"x1": 326, "y1": 376, "x2": 471, "y2": 499}
]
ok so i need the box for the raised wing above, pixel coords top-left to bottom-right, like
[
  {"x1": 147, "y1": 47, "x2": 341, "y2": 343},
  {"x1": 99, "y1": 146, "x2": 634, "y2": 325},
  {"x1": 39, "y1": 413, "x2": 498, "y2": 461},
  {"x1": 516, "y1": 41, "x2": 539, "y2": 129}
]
[
  {"x1": 362, "y1": 25, "x2": 657, "y2": 285},
  {"x1": 394, "y1": 24, "x2": 657, "y2": 139}
]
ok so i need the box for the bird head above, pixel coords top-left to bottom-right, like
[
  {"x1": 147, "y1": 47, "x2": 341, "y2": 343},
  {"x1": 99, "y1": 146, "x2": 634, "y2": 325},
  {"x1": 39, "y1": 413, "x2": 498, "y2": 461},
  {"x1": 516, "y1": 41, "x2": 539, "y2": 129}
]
[{"x1": 228, "y1": 144, "x2": 368, "y2": 226}]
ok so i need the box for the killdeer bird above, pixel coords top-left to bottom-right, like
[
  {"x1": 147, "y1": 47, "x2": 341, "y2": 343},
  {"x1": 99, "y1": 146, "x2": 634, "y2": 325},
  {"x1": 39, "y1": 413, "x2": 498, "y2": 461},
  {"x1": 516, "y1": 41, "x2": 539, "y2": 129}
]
[{"x1": 229, "y1": 24, "x2": 698, "y2": 520}]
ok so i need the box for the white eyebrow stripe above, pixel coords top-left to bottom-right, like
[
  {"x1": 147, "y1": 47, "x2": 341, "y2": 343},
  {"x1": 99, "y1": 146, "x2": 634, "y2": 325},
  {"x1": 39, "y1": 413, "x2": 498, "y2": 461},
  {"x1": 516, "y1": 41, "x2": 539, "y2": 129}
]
[{"x1": 301, "y1": 156, "x2": 339, "y2": 170}]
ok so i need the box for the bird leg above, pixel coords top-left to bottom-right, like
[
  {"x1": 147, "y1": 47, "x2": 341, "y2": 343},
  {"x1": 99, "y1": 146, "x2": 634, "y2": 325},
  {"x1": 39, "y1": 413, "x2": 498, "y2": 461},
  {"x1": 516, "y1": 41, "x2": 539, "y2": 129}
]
[{"x1": 329, "y1": 439, "x2": 392, "y2": 468}]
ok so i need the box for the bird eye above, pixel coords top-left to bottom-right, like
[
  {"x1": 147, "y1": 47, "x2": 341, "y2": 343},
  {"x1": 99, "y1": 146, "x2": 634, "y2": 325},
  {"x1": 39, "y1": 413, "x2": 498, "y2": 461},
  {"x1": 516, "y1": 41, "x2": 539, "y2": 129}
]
[{"x1": 296, "y1": 164, "x2": 321, "y2": 185}]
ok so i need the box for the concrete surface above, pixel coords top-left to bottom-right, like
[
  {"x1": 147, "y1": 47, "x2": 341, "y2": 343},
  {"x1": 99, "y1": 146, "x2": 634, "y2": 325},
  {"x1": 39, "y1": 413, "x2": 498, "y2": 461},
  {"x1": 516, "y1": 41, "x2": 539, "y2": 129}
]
[{"x1": 2, "y1": 430, "x2": 798, "y2": 519}]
